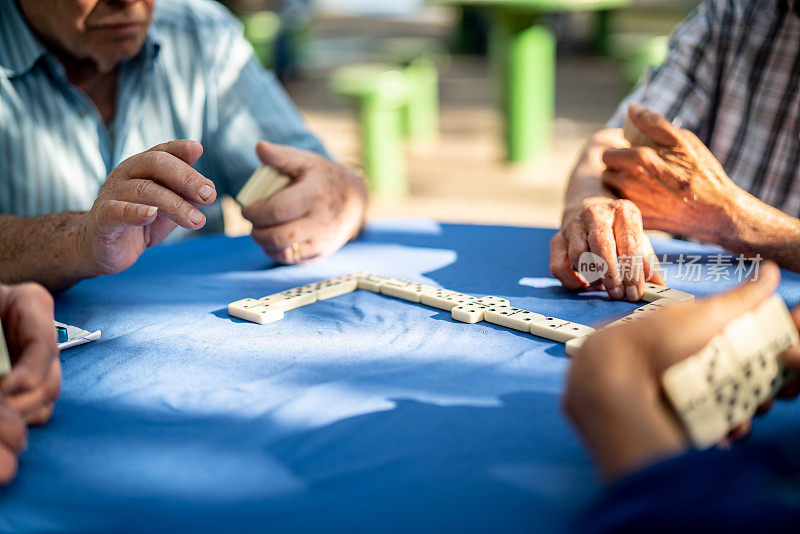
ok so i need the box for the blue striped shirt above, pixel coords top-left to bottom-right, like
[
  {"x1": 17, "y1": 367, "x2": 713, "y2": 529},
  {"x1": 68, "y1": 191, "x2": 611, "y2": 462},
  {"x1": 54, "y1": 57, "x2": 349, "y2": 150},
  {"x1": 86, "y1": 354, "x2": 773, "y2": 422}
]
[{"x1": 0, "y1": 0, "x2": 327, "y2": 236}]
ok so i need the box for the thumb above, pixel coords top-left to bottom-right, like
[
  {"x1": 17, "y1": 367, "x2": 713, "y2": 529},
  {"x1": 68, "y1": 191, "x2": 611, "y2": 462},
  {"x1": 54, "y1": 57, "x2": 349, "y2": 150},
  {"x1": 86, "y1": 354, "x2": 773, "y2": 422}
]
[
  {"x1": 256, "y1": 141, "x2": 311, "y2": 178},
  {"x1": 92, "y1": 200, "x2": 158, "y2": 237},
  {"x1": 627, "y1": 103, "x2": 683, "y2": 148},
  {"x1": 149, "y1": 139, "x2": 204, "y2": 166}
]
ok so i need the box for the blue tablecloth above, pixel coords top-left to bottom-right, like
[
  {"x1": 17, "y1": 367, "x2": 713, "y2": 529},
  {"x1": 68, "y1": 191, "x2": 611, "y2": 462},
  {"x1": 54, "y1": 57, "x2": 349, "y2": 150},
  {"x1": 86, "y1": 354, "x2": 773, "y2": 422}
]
[{"x1": 2, "y1": 218, "x2": 799, "y2": 532}]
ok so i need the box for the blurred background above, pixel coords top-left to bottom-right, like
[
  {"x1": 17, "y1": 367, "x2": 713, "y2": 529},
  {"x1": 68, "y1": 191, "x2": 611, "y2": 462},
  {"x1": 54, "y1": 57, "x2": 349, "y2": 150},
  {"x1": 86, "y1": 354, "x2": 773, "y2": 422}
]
[{"x1": 217, "y1": 0, "x2": 696, "y2": 236}]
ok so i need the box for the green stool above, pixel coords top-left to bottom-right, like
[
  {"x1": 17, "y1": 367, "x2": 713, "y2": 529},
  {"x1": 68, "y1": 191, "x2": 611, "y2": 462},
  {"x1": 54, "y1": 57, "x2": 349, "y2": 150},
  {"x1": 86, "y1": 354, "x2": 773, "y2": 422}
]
[
  {"x1": 380, "y1": 38, "x2": 446, "y2": 143},
  {"x1": 489, "y1": 10, "x2": 555, "y2": 163},
  {"x1": 330, "y1": 64, "x2": 409, "y2": 196},
  {"x1": 241, "y1": 11, "x2": 281, "y2": 69},
  {"x1": 609, "y1": 33, "x2": 669, "y2": 91}
]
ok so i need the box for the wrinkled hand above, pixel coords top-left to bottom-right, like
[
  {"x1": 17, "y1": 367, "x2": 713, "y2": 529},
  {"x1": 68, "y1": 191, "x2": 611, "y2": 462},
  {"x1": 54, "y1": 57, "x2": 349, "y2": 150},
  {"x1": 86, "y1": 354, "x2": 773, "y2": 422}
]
[
  {"x1": 602, "y1": 103, "x2": 745, "y2": 245},
  {"x1": 551, "y1": 196, "x2": 663, "y2": 302},
  {"x1": 564, "y1": 262, "x2": 797, "y2": 480},
  {"x1": 0, "y1": 283, "x2": 61, "y2": 426},
  {"x1": 80, "y1": 140, "x2": 217, "y2": 276},
  {"x1": 241, "y1": 142, "x2": 367, "y2": 264}
]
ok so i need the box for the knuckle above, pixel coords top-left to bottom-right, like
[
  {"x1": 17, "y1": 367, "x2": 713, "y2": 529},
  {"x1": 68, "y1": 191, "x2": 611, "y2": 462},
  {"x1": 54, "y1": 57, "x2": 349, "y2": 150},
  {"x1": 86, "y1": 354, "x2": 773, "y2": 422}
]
[
  {"x1": 30, "y1": 404, "x2": 55, "y2": 426},
  {"x1": 567, "y1": 242, "x2": 586, "y2": 261},
  {"x1": 134, "y1": 179, "x2": 154, "y2": 198},
  {"x1": 614, "y1": 199, "x2": 641, "y2": 218},
  {"x1": 121, "y1": 202, "x2": 138, "y2": 219},
  {"x1": 182, "y1": 168, "x2": 203, "y2": 190},
  {"x1": 139, "y1": 151, "x2": 163, "y2": 171}
]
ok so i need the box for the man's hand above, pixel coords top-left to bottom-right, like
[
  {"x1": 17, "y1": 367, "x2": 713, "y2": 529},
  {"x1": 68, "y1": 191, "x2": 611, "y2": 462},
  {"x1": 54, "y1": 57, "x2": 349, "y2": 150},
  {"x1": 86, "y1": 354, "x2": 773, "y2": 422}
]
[
  {"x1": 601, "y1": 103, "x2": 746, "y2": 246},
  {"x1": 80, "y1": 140, "x2": 217, "y2": 276},
  {"x1": 0, "y1": 283, "x2": 61, "y2": 426},
  {"x1": 551, "y1": 197, "x2": 663, "y2": 301},
  {"x1": 241, "y1": 142, "x2": 366, "y2": 264},
  {"x1": 564, "y1": 262, "x2": 796, "y2": 481},
  {"x1": 0, "y1": 399, "x2": 26, "y2": 485}
]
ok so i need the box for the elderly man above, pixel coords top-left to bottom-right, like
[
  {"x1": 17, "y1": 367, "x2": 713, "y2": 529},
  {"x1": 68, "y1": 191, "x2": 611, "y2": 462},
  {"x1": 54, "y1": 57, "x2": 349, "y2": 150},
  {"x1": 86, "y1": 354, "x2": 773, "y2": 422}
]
[
  {"x1": 565, "y1": 263, "x2": 800, "y2": 530},
  {"x1": 0, "y1": 282, "x2": 62, "y2": 485},
  {"x1": 550, "y1": 0, "x2": 800, "y2": 302},
  {"x1": 0, "y1": 0, "x2": 366, "y2": 291}
]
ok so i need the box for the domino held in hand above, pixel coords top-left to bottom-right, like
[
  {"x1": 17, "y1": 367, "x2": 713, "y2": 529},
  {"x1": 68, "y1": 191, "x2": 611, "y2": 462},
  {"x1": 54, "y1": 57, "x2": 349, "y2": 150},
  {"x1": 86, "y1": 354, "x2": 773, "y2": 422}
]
[
  {"x1": 662, "y1": 295, "x2": 799, "y2": 449},
  {"x1": 236, "y1": 165, "x2": 291, "y2": 206},
  {"x1": 0, "y1": 318, "x2": 9, "y2": 377}
]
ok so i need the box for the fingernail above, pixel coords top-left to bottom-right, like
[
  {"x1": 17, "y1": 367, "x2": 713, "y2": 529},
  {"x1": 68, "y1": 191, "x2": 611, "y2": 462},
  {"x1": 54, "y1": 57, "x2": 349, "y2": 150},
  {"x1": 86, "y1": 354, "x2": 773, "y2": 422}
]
[
  {"x1": 145, "y1": 206, "x2": 157, "y2": 217},
  {"x1": 610, "y1": 286, "x2": 624, "y2": 300},
  {"x1": 198, "y1": 185, "x2": 214, "y2": 201},
  {"x1": 626, "y1": 285, "x2": 640, "y2": 302},
  {"x1": 188, "y1": 209, "x2": 204, "y2": 225}
]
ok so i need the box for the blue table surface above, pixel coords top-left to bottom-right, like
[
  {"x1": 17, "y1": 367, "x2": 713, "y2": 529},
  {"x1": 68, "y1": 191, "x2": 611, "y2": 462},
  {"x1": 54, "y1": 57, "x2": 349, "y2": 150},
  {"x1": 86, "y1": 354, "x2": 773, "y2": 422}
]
[{"x1": 2, "y1": 218, "x2": 799, "y2": 533}]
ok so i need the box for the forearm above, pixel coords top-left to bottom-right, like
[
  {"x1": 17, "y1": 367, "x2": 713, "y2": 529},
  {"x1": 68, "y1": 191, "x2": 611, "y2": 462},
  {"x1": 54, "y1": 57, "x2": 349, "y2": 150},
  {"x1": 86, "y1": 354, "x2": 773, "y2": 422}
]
[
  {"x1": 0, "y1": 213, "x2": 93, "y2": 291},
  {"x1": 563, "y1": 128, "x2": 627, "y2": 219},
  {"x1": 720, "y1": 192, "x2": 800, "y2": 273}
]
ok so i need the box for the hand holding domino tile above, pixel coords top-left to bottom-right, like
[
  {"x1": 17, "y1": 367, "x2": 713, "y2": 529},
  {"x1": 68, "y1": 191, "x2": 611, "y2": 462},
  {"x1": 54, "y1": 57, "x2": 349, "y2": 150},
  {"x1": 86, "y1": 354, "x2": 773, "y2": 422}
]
[
  {"x1": 602, "y1": 104, "x2": 795, "y2": 267},
  {"x1": 564, "y1": 262, "x2": 800, "y2": 481},
  {"x1": 239, "y1": 142, "x2": 367, "y2": 266}
]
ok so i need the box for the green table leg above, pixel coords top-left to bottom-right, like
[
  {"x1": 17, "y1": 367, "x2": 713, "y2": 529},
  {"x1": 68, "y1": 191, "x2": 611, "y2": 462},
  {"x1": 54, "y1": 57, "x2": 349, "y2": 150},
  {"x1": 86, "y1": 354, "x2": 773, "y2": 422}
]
[
  {"x1": 593, "y1": 9, "x2": 613, "y2": 55},
  {"x1": 490, "y1": 10, "x2": 555, "y2": 163},
  {"x1": 403, "y1": 57, "x2": 439, "y2": 142},
  {"x1": 360, "y1": 95, "x2": 407, "y2": 196}
]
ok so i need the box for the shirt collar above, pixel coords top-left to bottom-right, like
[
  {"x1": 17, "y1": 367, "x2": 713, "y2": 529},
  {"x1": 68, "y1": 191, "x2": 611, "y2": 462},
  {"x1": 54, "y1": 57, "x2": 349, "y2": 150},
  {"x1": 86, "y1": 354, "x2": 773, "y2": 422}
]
[
  {"x1": 0, "y1": 0, "x2": 162, "y2": 79},
  {"x1": 0, "y1": 0, "x2": 48, "y2": 78}
]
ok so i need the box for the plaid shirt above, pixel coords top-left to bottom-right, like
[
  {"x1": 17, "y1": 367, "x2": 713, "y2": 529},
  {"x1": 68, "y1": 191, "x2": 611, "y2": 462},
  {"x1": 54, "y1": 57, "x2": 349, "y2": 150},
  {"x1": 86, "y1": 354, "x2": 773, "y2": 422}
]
[{"x1": 608, "y1": 0, "x2": 800, "y2": 217}]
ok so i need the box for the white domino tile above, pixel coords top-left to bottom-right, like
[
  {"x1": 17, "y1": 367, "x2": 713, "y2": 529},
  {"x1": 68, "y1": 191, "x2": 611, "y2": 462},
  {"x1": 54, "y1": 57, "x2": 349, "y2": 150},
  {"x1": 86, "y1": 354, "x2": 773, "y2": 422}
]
[
  {"x1": 754, "y1": 295, "x2": 800, "y2": 352},
  {"x1": 451, "y1": 303, "x2": 489, "y2": 324},
  {"x1": 380, "y1": 281, "x2": 438, "y2": 303},
  {"x1": 622, "y1": 112, "x2": 656, "y2": 148},
  {"x1": 529, "y1": 317, "x2": 595, "y2": 343},
  {"x1": 642, "y1": 283, "x2": 694, "y2": 303},
  {"x1": 662, "y1": 358, "x2": 730, "y2": 448},
  {"x1": 235, "y1": 165, "x2": 291, "y2": 206},
  {"x1": 483, "y1": 306, "x2": 545, "y2": 332},
  {"x1": 228, "y1": 299, "x2": 285, "y2": 324},
  {"x1": 420, "y1": 289, "x2": 477, "y2": 311},
  {"x1": 474, "y1": 296, "x2": 511, "y2": 307},
  {"x1": 311, "y1": 276, "x2": 359, "y2": 300},
  {"x1": 632, "y1": 300, "x2": 679, "y2": 316},
  {"x1": 356, "y1": 273, "x2": 394, "y2": 293},
  {"x1": 565, "y1": 336, "x2": 588, "y2": 357},
  {"x1": 0, "y1": 318, "x2": 9, "y2": 376},
  {"x1": 275, "y1": 286, "x2": 317, "y2": 310}
]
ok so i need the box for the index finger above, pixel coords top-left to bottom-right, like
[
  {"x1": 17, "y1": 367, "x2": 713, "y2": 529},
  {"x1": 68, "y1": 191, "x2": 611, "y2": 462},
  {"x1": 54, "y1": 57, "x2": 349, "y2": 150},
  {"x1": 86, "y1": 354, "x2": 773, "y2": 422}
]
[{"x1": 123, "y1": 150, "x2": 217, "y2": 207}]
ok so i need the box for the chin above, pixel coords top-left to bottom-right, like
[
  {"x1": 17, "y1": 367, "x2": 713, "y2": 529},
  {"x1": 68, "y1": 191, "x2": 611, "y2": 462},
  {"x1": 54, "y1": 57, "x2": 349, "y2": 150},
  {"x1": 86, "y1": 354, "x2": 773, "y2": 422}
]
[{"x1": 93, "y1": 36, "x2": 148, "y2": 65}]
